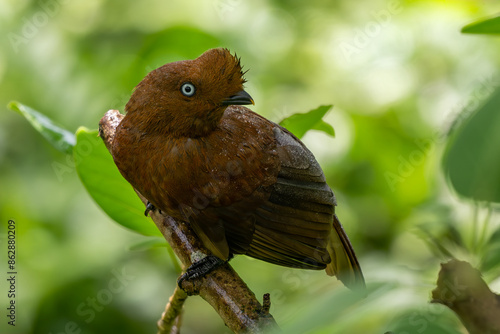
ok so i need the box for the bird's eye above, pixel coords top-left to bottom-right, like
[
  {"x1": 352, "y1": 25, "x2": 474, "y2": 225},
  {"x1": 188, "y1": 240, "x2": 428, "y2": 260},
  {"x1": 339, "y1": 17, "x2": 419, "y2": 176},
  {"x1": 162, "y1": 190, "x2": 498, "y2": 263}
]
[{"x1": 180, "y1": 82, "x2": 196, "y2": 97}]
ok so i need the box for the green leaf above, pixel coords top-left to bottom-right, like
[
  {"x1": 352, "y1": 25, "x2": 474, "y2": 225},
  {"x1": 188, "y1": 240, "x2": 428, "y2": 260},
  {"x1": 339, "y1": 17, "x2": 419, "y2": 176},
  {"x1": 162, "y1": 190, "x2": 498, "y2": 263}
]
[
  {"x1": 279, "y1": 105, "x2": 335, "y2": 139},
  {"x1": 481, "y1": 227, "x2": 500, "y2": 273},
  {"x1": 8, "y1": 101, "x2": 75, "y2": 154},
  {"x1": 129, "y1": 237, "x2": 167, "y2": 251},
  {"x1": 462, "y1": 15, "x2": 500, "y2": 34},
  {"x1": 129, "y1": 237, "x2": 182, "y2": 273},
  {"x1": 74, "y1": 127, "x2": 161, "y2": 236},
  {"x1": 442, "y1": 87, "x2": 500, "y2": 203}
]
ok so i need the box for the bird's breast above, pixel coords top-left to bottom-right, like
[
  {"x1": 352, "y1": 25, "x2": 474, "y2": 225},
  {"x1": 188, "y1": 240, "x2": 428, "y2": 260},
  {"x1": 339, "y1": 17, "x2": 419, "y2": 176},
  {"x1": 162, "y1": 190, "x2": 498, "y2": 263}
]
[{"x1": 114, "y1": 106, "x2": 280, "y2": 221}]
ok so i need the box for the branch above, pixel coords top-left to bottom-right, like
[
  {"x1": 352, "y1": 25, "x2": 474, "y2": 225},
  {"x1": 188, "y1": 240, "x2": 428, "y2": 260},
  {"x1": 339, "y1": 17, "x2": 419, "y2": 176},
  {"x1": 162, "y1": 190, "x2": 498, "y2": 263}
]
[
  {"x1": 157, "y1": 286, "x2": 187, "y2": 334},
  {"x1": 99, "y1": 110, "x2": 278, "y2": 334},
  {"x1": 432, "y1": 259, "x2": 500, "y2": 334}
]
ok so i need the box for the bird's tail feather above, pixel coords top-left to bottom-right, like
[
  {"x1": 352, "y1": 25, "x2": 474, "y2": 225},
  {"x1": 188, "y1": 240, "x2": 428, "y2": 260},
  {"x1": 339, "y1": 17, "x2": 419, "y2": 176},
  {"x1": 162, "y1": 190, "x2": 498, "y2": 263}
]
[{"x1": 326, "y1": 214, "x2": 365, "y2": 290}]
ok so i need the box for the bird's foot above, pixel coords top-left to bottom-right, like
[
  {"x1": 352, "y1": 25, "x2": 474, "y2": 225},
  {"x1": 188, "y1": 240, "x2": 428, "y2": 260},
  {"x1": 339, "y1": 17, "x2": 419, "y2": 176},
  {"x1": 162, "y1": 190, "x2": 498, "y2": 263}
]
[
  {"x1": 177, "y1": 255, "x2": 225, "y2": 288},
  {"x1": 144, "y1": 202, "x2": 155, "y2": 216},
  {"x1": 144, "y1": 201, "x2": 162, "y2": 216}
]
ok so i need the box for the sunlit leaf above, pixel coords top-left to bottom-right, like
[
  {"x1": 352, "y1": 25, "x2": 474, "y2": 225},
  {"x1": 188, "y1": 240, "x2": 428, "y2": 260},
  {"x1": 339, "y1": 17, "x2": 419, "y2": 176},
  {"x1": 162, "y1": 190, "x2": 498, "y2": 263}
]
[
  {"x1": 462, "y1": 15, "x2": 500, "y2": 34},
  {"x1": 74, "y1": 127, "x2": 161, "y2": 236},
  {"x1": 279, "y1": 105, "x2": 335, "y2": 139},
  {"x1": 8, "y1": 101, "x2": 75, "y2": 154},
  {"x1": 442, "y1": 87, "x2": 500, "y2": 203}
]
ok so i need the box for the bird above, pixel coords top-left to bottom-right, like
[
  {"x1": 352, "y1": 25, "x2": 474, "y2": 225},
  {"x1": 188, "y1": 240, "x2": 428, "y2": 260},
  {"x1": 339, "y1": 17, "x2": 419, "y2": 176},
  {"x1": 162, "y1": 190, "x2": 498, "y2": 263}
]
[{"x1": 111, "y1": 48, "x2": 365, "y2": 289}]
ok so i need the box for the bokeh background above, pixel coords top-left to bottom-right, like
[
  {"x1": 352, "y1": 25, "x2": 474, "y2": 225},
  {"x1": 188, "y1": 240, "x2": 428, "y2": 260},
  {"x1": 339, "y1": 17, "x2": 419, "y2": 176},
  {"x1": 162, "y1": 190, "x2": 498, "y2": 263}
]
[{"x1": 1, "y1": 0, "x2": 500, "y2": 333}]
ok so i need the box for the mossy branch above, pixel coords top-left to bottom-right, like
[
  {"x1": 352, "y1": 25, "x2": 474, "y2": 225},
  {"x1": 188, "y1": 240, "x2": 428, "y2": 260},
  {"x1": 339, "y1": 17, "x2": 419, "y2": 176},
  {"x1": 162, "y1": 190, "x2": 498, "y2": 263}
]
[
  {"x1": 157, "y1": 286, "x2": 187, "y2": 334},
  {"x1": 432, "y1": 260, "x2": 500, "y2": 334}
]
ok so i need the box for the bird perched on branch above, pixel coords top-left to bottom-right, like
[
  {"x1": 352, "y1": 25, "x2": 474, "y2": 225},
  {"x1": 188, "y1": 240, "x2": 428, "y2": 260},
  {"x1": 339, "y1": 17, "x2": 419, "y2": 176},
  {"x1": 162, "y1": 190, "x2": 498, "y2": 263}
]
[{"x1": 111, "y1": 48, "x2": 365, "y2": 289}]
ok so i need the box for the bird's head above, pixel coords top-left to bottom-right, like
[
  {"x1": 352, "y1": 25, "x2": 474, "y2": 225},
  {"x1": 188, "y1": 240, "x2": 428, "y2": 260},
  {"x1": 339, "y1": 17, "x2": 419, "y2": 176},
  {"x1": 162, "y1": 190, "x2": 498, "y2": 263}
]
[{"x1": 125, "y1": 48, "x2": 254, "y2": 137}]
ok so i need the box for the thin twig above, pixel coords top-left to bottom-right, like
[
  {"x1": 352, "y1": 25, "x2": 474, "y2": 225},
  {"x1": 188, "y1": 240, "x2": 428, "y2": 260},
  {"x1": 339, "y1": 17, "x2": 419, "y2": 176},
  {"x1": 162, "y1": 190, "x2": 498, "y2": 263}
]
[
  {"x1": 262, "y1": 294, "x2": 271, "y2": 315},
  {"x1": 157, "y1": 286, "x2": 188, "y2": 334}
]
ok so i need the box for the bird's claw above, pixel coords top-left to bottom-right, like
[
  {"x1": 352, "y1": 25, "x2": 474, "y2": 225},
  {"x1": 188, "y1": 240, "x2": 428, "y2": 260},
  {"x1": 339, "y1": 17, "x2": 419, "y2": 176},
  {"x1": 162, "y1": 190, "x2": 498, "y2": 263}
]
[
  {"x1": 177, "y1": 255, "x2": 225, "y2": 288},
  {"x1": 144, "y1": 201, "x2": 156, "y2": 216}
]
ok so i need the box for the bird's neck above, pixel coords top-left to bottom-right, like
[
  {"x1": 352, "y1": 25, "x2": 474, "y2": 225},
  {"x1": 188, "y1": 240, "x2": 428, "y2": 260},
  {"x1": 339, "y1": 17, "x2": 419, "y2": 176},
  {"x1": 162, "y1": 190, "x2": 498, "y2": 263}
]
[
  {"x1": 126, "y1": 106, "x2": 227, "y2": 138},
  {"x1": 188, "y1": 117, "x2": 220, "y2": 137}
]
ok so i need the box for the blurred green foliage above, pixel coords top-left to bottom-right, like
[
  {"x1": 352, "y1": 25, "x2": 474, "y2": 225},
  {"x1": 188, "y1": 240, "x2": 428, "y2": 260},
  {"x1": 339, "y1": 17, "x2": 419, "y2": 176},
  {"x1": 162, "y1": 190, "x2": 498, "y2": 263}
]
[{"x1": 2, "y1": 1, "x2": 500, "y2": 334}]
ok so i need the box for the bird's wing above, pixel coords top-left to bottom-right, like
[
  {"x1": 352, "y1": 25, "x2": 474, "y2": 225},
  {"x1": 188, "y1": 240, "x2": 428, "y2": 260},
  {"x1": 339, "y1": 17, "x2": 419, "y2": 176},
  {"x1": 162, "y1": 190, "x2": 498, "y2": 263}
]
[
  {"x1": 246, "y1": 125, "x2": 364, "y2": 288},
  {"x1": 186, "y1": 107, "x2": 364, "y2": 288},
  {"x1": 183, "y1": 106, "x2": 280, "y2": 261},
  {"x1": 240, "y1": 125, "x2": 336, "y2": 269}
]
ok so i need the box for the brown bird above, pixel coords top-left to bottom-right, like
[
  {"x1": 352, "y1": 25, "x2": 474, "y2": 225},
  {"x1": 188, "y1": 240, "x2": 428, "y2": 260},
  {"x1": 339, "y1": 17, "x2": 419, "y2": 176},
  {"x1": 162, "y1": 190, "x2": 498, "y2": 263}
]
[{"x1": 111, "y1": 48, "x2": 364, "y2": 289}]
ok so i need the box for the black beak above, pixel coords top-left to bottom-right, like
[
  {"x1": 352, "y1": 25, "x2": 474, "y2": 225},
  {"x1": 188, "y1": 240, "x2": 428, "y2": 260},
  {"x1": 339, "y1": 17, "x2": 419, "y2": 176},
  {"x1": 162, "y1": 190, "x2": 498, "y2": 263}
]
[{"x1": 222, "y1": 90, "x2": 255, "y2": 106}]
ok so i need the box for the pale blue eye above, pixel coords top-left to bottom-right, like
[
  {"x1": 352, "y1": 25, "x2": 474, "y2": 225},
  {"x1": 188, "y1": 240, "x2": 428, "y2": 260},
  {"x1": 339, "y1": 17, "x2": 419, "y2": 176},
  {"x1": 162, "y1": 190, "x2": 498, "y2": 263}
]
[{"x1": 181, "y1": 82, "x2": 196, "y2": 97}]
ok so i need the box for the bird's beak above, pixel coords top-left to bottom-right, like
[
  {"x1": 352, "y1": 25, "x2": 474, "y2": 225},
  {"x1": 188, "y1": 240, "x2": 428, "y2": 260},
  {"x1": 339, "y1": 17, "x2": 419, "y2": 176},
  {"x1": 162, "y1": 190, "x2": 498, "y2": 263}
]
[{"x1": 222, "y1": 90, "x2": 255, "y2": 106}]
